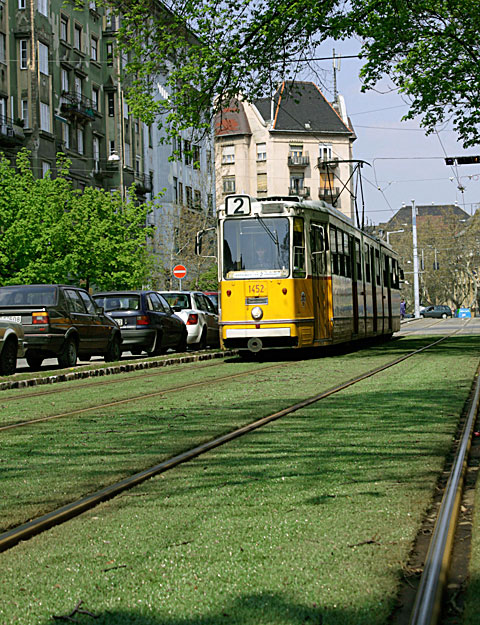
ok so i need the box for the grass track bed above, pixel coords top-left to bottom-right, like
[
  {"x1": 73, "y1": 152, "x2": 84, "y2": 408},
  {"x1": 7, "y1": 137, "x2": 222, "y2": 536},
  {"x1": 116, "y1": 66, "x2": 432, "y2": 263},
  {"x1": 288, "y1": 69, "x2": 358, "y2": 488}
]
[
  {"x1": 0, "y1": 336, "x2": 479, "y2": 624},
  {"x1": 1, "y1": 338, "x2": 439, "y2": 532}
]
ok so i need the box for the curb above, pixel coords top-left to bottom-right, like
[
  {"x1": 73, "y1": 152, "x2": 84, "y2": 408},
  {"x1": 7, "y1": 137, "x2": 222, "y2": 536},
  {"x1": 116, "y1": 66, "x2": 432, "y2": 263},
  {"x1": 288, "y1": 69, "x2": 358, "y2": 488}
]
[{"x1": 0, "y1": 350, "x2": 237, "y2": 392}]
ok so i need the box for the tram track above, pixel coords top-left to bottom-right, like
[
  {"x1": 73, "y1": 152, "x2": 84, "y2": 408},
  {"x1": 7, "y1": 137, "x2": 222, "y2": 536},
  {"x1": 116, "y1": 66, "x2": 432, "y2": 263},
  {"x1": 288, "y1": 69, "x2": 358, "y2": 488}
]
[
  {"x1": 0, "y1": 333, "x2": 458, "y2": 554},
  {"x1": 0, "y1": 361, "x2": 288, "y2": 432}
]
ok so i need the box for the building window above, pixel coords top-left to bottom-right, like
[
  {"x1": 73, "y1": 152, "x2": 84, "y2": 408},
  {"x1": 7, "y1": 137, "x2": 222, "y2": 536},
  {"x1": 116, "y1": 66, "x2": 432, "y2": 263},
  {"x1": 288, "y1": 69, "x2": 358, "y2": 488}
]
[
  {"x1": 257, "y1": 172, "x2": 267, "y2": 194},
  {"x1": 91, "y1": 36, "x2": 98, "y2": 61},
  {"x1": 38, "y1": 0, "x2": 48, "y2": 16},
  {"x1": 62, "y1": 122, "x2": 70, "y2": 149},
  {"x1": 289, "y1": 144, "x2": 303, "y2": 158},
  {"x1": 40, "y1": 102, "x2": 51, "y2": 132},
  {"x1": 124, "y1": 142, "x2": 131, "y2": 167},
  {"x1": 42, "y1": 161, "x2": 51, "y2": 177},
  {"x1": 222, "y1": 145, "x2": 234, "y2": 164},
  {"x1": 194, "y1": 190, "x2": 201, "y2": 209},
  {"x1": 222, "y1": 176, "x2": 235, "y2": 194},
  {"x1": 290, "y1": 174, "x2": 304, "y2": 193},
  {"x1": 20, "y1": 40, "x2": 28, "y2": 69},
  {"x1": 319, "y1": 143, "x2": 332, "y2": 160},
  {"x1": 18, "y1": 0, "x2": 26, "y2": 9},
  {"x1": 38, "y1": 42, "x2": 49, "y2": 75},
  {"x1": 256, "y1": 143, "x2": 267, "y2": 161},
  {"x1": 178, "y1": 182, "x2": 183, "y2": 205},
  {"x1": 135, "y1": 156, "x2": 140, "y2": 175},
  {"x1": 185, "y1": 186, "x2": 193, "y2": 208},
  {"x1": 93, "y1": 136, "x2": 100, "y2": 171},
  {"x1": 106, "y1": 42, "x2": 113, "y2": 66},
  {"x1": 92, "y1": 86, "x2": 99, "y2": 111},
  {"x1": 21, "y1": 99, "x2": 29, "y2": 127},
  {"x1": 74, "y1": 24, "x2": 82, "y2": 51},
  {"x1": 0, "y1": 34, "x2": 6, "y2": 65},
  {"x1": 184, "y1": 140, "x2": 191, "y2": 165},
  {"x1": 60, "y1": 15, "x2": 68, "y2": 41},
  {"x1": 206, "y1": 149, "x2": 213, "y2": 175},
  {"x1": 0, "y1": 97, "x2": 6, "y2": 122},
  {"x1": 109, "y1": 140, "x2": 115, "y2": 156},
  {"x1": 61, "y1": 68, "x2": 69, "y2": 93},
  {"x1": 107, "y1": 92, "x2": 114, "y2": 116},
  {"x1": 193, "y1": 144, "x2": 200, "y2": 167},
  {"x1": 74, "y1": 75, "x2": 82, "y2": 97},
  {"x1": 77, "y1": 127, "x2": 84, "y2": 154},
  {"x1": 173, "y1": 177, "x2": 178, "y2": 204}
]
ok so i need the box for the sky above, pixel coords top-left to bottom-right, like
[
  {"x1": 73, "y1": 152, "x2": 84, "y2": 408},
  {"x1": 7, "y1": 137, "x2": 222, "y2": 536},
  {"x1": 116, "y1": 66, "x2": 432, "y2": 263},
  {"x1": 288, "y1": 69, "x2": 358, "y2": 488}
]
[{"x1": 302, "y1": 39, "x2": 480, "y2": 225}]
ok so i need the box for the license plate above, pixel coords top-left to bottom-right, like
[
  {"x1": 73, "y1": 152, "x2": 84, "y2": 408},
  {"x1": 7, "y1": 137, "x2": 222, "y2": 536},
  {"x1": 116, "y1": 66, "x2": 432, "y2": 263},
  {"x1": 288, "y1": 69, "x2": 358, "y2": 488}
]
[
  {"x1": 0, "y1": 316, "x2": 21, "y2": 324},
  {"x1": 247, "y1": 283, "x2": 267, "y2": 296}
]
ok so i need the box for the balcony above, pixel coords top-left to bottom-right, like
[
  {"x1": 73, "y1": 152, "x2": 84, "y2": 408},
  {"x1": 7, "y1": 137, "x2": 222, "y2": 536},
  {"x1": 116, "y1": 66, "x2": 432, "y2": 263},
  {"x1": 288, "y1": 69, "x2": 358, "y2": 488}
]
[
  {"x1": 318, "y1": 187, "x2": 340, "y2": 202},
  {"x1": 135, "y1": 173, "x2": 153, "y2": 193},
  {"x1": 288, "y1": 154, "x2": 310, "y2": 167},
  {"x1": 0, "y1": 116, "x2": 25, "y2": 146},
  {"x1": 60, "y1": 93, "x2": 96, "y2": 121},
  {"x1": 289, "y1": 186, "x2": 310, "y2": 198},
  {"x1": 318, "y1": 157, "x2": 339, "y2": 170}
]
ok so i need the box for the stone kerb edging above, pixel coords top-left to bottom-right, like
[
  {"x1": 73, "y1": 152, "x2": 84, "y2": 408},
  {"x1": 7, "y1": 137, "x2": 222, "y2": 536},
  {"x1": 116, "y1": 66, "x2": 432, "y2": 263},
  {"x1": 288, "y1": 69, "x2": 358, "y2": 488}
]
[{"x1": 0, "y1": 351, "x2": 237, "y2": 392}]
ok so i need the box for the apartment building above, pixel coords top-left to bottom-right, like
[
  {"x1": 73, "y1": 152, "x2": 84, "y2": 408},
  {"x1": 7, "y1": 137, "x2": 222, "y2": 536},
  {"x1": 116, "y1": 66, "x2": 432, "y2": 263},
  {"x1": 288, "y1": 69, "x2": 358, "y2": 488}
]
[{"x1": 215, "y1": 81, "x2": 356, "y2": 219}]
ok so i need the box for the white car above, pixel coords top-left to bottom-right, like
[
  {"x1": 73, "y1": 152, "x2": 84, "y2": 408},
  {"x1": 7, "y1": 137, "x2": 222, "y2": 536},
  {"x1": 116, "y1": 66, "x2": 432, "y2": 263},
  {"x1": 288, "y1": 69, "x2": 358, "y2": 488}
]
[
  {"x1": 159, "y1": 291, "x2": 220, "y2": 349},
  {"x1": 0, "y1": 320, "x2": 26, "y2": 376}
]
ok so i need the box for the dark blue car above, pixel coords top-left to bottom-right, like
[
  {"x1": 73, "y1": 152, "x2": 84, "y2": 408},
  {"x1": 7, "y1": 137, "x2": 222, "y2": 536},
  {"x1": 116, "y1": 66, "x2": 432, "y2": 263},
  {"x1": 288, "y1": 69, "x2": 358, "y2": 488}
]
[{"x1": 93, "y1": 290, "x2": 187, "y2": 355}]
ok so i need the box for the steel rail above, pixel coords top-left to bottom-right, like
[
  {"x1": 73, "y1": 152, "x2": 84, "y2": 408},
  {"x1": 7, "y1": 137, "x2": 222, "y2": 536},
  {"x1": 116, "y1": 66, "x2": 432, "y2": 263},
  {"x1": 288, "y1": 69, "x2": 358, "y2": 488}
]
[
  {"x1": 0, "y1": 334, "x2": 452, "y2": 553},
  {"x1": 0, "y1": 363, "x2": 288, "y2": 432},
  {"x1": 409, "y1": 369, "x2": 480, "y2": 625}
]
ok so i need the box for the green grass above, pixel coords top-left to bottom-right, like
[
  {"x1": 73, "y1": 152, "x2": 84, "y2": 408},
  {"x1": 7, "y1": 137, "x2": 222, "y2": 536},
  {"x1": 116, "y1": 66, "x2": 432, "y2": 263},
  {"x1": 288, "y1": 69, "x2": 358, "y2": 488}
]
[
  {"x1": 0, "y1": 338, "x2": 440, "y2": 531},
  {"x1": 0, "y1": 336, "x2": 479, "y2": 624}
]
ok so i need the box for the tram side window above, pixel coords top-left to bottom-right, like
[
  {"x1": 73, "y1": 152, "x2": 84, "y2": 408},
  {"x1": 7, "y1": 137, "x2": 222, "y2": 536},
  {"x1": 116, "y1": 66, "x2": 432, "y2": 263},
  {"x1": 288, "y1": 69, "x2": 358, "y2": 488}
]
[
  {"x1": 364, "y1": 243, "x2": 371, "y2": 283},
  {"x1": 343, "y1": 232, "x2": 351, "y2": 278},
  {"x1": 293, "y1": 217, "x2": 306, "y2": 277},
  {"x1": 337, "y1": 229, "x2": 345, "y2": 276},
  {"x1": 310, "y1": 223, "x2": 326, "y2": 275},
  {"x1": 375, "y1": 249, "x2": 381, "y2": 286},
  {"x1": 392, "y1": 258, "x2": 399, "y2": 289},
  {"x1": 383, "y1": 255, "x2": 390, "y2": 286},
  {"x1": 355, "y1": 238, "x2": 362, "y2": 281},
  {"x1": 330, "y1": 225, "x2": 339, "y2": 275}
]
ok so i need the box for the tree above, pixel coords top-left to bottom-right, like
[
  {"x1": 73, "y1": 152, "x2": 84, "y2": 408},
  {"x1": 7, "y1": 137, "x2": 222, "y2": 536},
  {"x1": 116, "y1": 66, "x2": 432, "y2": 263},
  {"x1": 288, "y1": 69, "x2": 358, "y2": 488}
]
[
  {"x1": 0, "y1": 150, "x2": 155, "y2": 289},
  {"x1": 108, "y1": 0, "x2": 480, "y2": 147}
]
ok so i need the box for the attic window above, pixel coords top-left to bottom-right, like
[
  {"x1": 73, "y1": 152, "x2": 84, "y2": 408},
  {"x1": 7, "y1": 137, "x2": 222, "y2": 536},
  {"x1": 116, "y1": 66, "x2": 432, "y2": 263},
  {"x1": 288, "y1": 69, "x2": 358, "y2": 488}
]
[{"x1": 304, "y1": 122, "x2": 311, "y2": 129}]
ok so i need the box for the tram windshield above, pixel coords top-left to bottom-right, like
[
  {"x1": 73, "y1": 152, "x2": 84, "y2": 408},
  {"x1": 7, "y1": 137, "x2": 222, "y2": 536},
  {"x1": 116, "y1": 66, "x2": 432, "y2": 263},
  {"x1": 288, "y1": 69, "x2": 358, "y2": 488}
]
[{"x1": 223, "y1": 217, "x2": 290, "y2": 279}]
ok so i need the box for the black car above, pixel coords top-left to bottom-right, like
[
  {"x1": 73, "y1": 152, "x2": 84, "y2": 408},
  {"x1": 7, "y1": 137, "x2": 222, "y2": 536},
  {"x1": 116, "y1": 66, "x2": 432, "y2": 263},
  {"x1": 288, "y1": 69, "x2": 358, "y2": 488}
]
[
  {"x1": 0, "y1": 284, "x2": 122, "y2": 370},
  {"x1": 93, "y1": 290, "x2": 187, "y2": 355},
  {"x1": 421, "y1": 305, "x2": 453, "y2": 319}
]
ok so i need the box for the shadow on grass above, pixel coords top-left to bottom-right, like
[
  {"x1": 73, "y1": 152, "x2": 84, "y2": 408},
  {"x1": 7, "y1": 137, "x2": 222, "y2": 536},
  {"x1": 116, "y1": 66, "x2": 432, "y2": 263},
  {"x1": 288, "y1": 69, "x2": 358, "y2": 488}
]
[{"x1": 43, "y1": 592, "x2": 384, "y2": 625}]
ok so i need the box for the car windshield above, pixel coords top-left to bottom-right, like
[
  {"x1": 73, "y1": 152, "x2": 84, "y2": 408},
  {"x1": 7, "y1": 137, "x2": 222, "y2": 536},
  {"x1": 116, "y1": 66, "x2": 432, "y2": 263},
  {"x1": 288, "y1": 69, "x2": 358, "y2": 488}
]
[
  {"x1": 162, "y1": 293, "x2": 192, "y2": 310},
  {"x1": 0, "y1": 285, "x2": 57, "y2": 306},
  {"x1": 223, "y1": 217, "x2": 290, "y2": 279},
  {"x1": 94, "y1": 295, "x2": 141, "y2": 312}
]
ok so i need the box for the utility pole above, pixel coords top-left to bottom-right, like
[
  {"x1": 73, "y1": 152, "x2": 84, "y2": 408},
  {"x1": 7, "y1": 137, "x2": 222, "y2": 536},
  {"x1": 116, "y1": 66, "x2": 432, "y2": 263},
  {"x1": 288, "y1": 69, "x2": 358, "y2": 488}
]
[{"x1": 412, "y1": 199, "x2": 420, "y2": 318}]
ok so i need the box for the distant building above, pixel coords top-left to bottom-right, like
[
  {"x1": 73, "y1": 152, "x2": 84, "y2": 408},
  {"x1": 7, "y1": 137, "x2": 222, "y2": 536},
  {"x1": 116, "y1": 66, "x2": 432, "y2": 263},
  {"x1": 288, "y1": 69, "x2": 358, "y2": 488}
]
[
  {"x1": 377, "y1": 203, "x2": 471, "y2": 236},
  {"x1": 214, "y1": 81, "x2": 356, "y2": 219}
]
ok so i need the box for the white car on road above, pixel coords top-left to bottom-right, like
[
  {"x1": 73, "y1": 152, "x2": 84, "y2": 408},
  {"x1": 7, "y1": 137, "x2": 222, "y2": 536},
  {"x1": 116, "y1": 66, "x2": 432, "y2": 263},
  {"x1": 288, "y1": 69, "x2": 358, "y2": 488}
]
[{"x1": 159, "y1": 291, "x2": 220, "y2": 349}]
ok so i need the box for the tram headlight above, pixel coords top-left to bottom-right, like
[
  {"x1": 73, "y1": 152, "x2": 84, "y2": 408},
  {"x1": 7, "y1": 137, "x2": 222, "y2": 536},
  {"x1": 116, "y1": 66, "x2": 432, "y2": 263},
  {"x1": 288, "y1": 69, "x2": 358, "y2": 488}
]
[{"x1": 251, "y1": 306, "x2": 263, "y2": 320}]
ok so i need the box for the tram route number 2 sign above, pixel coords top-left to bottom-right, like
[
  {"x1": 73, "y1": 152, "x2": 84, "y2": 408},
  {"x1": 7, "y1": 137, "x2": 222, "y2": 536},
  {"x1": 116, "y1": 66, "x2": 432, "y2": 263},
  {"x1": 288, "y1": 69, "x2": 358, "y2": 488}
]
[{"x1": 173, "y1": 265, "x2": 187, "y2": 279}]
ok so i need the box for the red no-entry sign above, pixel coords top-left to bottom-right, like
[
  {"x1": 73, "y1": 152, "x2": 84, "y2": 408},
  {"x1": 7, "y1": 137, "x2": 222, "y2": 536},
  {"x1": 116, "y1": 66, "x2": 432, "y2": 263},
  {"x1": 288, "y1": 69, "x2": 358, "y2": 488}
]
[{"x1": 172, "y1": 264, "x2": 187, "y2": 279}]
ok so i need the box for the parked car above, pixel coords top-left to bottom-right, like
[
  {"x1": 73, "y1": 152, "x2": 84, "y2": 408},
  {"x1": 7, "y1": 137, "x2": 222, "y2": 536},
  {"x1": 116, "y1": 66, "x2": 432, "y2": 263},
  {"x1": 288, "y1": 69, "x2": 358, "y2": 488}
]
[
  {"x1": 0, "y1": 320, "x2": 26, "y2": 375},
  {"x1": 92, "y1": 290, "x2": 187, "y2": 355},
  {"x1": 420, "y1": 305, "x2": 453, "y2": 319},
  {"x1": 159, "y1": 291, "x2": 220, "y2": 349},
  {"x1": 0, "y1": 284, "x2": 122, "y2": 370}
]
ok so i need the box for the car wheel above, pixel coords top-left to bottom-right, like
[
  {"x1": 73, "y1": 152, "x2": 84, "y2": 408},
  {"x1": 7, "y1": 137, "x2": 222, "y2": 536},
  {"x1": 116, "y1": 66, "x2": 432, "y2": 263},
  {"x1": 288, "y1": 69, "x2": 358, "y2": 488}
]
[
  {"x1": 105, "y1": 334, "x2": 122, "y2": 362},
  {"x1": 58, "y1": 337, "x2": 78, "y2": 368},
  {"x1": 176, "y1": 330, "x2": 188, "y2": 353},
  {"x1": 442, "y1": 313, "x2": 447, "y2": 319},
  {"x1": 0, "y1": 338, "x2": 17, "y2": 376},
  {"x1": 195, "y1": 327, "x2": 207, "y2": 350},
  {"x1": 147, "y1": 331, "x2": 164, "y2": 356},
  {"x1": 26, "y1": 350, "x2": 44, "y2": 371},
  {"x1": 420, "y1": 314, "x2": 425, "y2": 318}
]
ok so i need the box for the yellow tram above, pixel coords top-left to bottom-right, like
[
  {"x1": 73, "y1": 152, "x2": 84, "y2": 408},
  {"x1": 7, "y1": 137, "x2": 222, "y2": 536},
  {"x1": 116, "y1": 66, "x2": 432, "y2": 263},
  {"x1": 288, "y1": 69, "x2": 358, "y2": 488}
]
[{"x1": 215, "y1": 194, "x2": 401, "y2": 353}]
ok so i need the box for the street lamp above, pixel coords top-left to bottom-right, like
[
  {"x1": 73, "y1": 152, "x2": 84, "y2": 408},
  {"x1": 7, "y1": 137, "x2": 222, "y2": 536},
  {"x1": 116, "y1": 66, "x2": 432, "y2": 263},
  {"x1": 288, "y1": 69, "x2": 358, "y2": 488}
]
[
  {"x1": 411, "y1": 199, "x2": 420, "y2": 318},
  {"x1": 386, "y1": 229, "x2": 405, "y2": 244}
]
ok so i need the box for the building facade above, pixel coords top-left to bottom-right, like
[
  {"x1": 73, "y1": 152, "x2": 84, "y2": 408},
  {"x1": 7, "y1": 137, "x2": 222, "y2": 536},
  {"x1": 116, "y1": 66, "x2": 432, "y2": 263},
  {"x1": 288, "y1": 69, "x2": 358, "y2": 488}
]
[{"x1": 215, "y1": 81, "x2": 356, "y2": 219}]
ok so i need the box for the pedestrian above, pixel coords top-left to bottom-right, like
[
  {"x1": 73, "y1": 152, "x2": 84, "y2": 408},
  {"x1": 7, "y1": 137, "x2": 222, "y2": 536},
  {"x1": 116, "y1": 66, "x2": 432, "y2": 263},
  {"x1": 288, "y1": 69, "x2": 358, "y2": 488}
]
[{"x1": 400, "y1": 298, "x2": 406, "y2": 320}]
